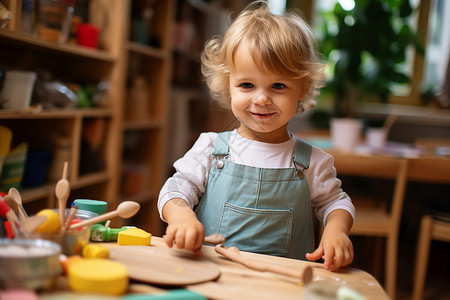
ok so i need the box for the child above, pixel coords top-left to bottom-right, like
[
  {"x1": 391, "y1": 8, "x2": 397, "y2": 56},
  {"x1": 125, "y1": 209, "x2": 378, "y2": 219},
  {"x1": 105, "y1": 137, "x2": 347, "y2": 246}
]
[{"x1": 158, "y1": 1, "x2": 355, "y2": 271}]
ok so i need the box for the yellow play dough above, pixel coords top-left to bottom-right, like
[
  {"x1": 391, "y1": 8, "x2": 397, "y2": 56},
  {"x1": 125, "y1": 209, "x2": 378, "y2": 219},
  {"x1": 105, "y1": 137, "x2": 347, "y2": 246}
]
[
  {"x1": 117, "y1": 228, "x2": 151, "y2": 246},
  {"x1": 68, "y1": 259, "x2": 128, "y2": 295},
  {"x1": 34, "y1": 209, "x2": 61, "y2": 233},
  {"x1": 82, "y1": 244, "x2": 109, "y2": 259}
]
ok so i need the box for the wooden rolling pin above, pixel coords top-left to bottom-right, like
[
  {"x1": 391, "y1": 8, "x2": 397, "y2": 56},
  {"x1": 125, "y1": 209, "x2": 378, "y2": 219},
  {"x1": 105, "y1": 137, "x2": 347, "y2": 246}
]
[{"x1": 215, "y1": 244, "x2": 313, "y2": 285}]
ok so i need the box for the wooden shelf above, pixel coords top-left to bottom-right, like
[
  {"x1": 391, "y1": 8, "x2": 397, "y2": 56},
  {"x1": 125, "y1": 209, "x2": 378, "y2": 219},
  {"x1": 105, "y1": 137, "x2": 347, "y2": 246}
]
[
  {"x1": 128, "y1": 42, "x2": 169, "y2": 60},
  {"x1": 0, "y1": 108, "x2": 113, "y2": 119},
  {"x1": 71, "y1": 171, "x2": 111, "y2": 189},
  {"x1": 0, "y1": 29, "x2": 116, "y2": 62},
  {"x1": 20, "y1": 171, "x2": 109, "y2": 204},
  {"x1": 123, "y1": 119, "x2": 165, "y2": 130},
  {"x1": 122, "y1": 189, "x2": 158, "y2": 205},
  {"x1": 20, "y1": 185, "x2": 54, "y2": 204}
]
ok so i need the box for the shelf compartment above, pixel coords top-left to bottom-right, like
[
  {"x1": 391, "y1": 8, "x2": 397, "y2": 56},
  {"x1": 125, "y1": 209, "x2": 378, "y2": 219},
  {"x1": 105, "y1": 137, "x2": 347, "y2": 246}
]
[
  {"x1": 0, "y1": 30, "x2": 116, "y2": 82},
  {"x1": 121, "y1": 189, "x2": 157, "y2": 205},
  {"x1": 0, "y1": 116, "x2": 111, "y2": 191}
]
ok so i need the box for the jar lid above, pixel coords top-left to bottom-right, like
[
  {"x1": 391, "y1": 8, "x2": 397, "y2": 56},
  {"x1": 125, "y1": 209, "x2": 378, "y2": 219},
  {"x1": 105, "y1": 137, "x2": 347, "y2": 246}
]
[{"x1": 72, "y1": 199, "x2": 107, "y2": 214}]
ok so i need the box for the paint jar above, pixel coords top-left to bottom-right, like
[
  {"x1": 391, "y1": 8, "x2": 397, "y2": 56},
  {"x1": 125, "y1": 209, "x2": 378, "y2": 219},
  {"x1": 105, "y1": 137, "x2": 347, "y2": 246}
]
[
  {"x1": 72, "y1": 199, "x2": 107, "y2": 225},
  {"x1": 21, "y1": 209, "x2": 97, "y2": 256}
]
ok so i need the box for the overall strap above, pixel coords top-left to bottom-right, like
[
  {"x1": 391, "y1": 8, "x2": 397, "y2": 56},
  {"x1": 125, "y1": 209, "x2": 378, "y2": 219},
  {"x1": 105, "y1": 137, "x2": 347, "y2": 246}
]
[
  {"x1": 211, "y1": 131, "x2": 231, "y2": 157},
  {"x1": 293, "y1": 138, "x2": 312, "y2": 170}
]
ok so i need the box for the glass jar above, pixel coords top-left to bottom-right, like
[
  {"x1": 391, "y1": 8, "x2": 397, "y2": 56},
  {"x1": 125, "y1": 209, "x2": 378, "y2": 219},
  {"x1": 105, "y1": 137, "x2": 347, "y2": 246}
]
[{"x1": 36, "y1": 0, "x2": 74, "y2": 43}]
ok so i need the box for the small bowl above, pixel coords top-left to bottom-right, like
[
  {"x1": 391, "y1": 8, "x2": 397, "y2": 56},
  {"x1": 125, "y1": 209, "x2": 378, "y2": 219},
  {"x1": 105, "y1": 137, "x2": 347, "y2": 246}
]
[
  {"x1": 0, "y1": 238, "x2": 62, "y2": 290},
  {"x1": 21, "y1": 208, "x2": 98, "y2": 256}
]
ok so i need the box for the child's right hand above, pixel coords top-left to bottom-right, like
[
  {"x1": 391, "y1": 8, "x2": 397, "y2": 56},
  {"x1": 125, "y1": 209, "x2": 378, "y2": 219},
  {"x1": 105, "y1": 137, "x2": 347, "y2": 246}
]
[
  {"x1": 162, "y1": 198, "x2": 205, "y2": 256},
  {"x1": 163, "y1": 218, "x2": 205, "y2": 256}
]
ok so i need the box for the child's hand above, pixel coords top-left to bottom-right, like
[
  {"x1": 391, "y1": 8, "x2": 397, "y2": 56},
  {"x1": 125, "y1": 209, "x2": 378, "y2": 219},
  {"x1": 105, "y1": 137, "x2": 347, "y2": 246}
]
[
  {"x1": 306, "y1": 210, "x2": 354, "y2": 271},
  {"x1": 306, "y1": 228, "x2": 353, "y2": 271},
  {"x1": 164, "y1": 217, "x2": 205, "y2": 256},
  {"x1": 162, "y1": 198, "x2": 205, "y2": 256}
]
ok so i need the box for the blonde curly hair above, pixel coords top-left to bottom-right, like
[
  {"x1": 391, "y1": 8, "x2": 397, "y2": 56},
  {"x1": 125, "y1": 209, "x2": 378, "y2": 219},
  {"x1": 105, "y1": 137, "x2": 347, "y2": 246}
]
[{"x1": 201, "y1": 1, "x2": 325, "y2": 113}]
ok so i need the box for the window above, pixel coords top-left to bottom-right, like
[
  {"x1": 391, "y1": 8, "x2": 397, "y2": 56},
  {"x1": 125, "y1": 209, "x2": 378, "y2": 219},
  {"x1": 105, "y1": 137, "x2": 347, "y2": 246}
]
[
  {"x1": 311, "y1": 0, "x2": 449, "y2": 106},
  {"x1": 422, "y1": 0, "x2": 450, "y2": 98}
]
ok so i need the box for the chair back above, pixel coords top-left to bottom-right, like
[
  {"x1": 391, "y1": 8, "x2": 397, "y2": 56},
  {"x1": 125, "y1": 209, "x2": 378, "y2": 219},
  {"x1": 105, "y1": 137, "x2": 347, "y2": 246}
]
[{"x1": 332, "y1": 153, "x2": 409, "y2": 229}]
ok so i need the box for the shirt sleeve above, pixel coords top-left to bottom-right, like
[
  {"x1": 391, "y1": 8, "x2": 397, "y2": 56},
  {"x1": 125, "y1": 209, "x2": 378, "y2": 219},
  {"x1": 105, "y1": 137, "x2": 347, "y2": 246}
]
[
  {"x1": 157, "y1": 132, "x2": 216, "y2": 221},
  {"x1": 308, "y1": 146, "x2": 356, "y2": 225}
]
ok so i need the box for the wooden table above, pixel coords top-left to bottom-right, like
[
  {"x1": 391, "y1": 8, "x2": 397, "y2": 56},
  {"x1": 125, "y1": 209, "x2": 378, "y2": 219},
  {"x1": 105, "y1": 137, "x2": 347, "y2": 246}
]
[
  {"x1": 40, "y1": 237, "x2": 388, "y2": 299},
  {"x1": 174, "y1": 239, "x2": 388, "y2": 300},
  {"x1": 294, "y1": 130, "x2": 450, "y2": 184}
]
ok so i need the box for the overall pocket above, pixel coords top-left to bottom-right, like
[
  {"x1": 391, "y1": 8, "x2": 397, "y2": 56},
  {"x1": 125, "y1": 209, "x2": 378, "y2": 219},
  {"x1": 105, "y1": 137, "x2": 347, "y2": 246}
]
[{"x1": 219, "y1": 202, "x2": 293, "y2": 257}]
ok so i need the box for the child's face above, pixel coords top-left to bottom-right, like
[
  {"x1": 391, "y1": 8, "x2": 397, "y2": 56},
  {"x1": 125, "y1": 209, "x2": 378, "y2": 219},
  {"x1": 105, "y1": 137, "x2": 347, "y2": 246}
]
[{"x1": 229, "y1": 42, "x2": 303, "y2": 143}]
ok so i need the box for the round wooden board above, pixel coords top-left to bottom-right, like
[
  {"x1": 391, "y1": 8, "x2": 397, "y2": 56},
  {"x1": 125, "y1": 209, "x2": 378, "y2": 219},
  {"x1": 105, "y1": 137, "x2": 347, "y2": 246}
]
[{"x1": 109, "y1": 246, "x2": 221, "y2": 286}]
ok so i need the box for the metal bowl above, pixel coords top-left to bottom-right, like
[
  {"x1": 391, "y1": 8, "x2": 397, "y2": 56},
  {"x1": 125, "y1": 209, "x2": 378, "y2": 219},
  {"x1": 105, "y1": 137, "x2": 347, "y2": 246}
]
[
  {"x1": 0, "y1": 238, "x2": 62, "y2": 290},
  {"x1": 20, "y1": 208, "x2": 98, "y2": 255}
]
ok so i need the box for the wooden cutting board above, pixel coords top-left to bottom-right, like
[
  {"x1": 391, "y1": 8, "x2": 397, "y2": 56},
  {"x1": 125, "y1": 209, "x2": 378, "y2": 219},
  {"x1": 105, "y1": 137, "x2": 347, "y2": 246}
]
[{"x1": 109, "y1": 246, "x2": 221, "y2": 286}]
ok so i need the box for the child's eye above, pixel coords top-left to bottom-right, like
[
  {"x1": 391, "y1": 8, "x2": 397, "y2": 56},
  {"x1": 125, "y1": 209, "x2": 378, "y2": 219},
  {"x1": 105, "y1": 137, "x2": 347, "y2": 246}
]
[
  {"x1": 240, "y1": 82, "x2": 254, "y2": 89},
  {"x1": 272, "y1": 83, "x2": 286, "y2": 89}
]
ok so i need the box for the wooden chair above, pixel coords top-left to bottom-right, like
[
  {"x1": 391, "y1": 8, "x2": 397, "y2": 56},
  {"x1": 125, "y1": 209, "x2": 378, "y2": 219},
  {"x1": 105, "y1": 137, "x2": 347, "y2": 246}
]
[
  {"x1": 331, "y1": 152, "x2": 408, "y2": 299},
  {"x1": 412, "y1": 215, "x2": 450, "y2": 300}
]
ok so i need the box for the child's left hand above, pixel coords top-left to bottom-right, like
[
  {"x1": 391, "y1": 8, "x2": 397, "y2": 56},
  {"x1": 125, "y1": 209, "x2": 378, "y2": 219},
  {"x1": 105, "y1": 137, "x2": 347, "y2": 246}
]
[{"x1": 305, "y1": 210, "x2": 354, "y2": 271}]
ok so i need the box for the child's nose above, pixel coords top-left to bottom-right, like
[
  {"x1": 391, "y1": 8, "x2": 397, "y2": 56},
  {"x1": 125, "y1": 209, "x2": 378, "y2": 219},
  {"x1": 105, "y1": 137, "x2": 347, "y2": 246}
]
[{"x1": 252, "y1": 92, "x2": 272, "y2": 106}]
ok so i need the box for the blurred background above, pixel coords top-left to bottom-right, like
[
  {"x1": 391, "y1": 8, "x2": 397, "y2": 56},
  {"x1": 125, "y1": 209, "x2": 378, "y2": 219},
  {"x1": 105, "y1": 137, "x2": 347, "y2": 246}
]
[
  {"x1": 151, "y1": 1, "x2": 450, "y2": 299},
  {"x1": 0, "y1": 0, "x2": 449, "y2": 299}
]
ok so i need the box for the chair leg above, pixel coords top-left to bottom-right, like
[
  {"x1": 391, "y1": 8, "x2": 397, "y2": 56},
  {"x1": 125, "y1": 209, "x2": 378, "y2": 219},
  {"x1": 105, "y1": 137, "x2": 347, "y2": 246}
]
[
  {"x1": 412, "y1": 215, "x2": 433, "y2": 300},
  {"x1": 372, "y1": 236, "x2": 384, "y2": 281},
  {"x1": 385, "y1": 233, "x2": 398, "y2": 300}
]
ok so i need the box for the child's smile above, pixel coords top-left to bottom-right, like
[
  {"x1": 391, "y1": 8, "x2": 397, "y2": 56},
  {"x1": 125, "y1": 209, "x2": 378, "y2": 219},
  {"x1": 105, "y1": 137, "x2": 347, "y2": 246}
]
[
  {"x1": 250, "y1": 111, "x2": 276, "y2": 118},
  {"x1": 229, "y1": 41, "x2": 304, "y2": 143}
]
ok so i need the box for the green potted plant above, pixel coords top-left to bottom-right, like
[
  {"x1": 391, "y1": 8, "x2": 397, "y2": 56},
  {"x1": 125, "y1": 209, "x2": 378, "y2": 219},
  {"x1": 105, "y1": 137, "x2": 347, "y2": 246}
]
[{"x1": 316, "y1": 0, "x2": 425, "y2": 118}]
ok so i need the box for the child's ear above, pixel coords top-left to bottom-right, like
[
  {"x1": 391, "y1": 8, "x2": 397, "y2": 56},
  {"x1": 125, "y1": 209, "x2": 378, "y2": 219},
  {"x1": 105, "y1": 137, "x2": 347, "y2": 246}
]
[
  {"x1": 298, "y1": 89, "x2": 307, "y2": 101},
  {"x1": 297, "y1": 79, "x2": 311, "y2": 100}
]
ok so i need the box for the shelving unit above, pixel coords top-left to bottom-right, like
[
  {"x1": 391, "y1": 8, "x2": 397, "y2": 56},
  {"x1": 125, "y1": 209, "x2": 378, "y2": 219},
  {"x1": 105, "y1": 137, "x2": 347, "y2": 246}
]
[
  {"x1": 168, "y1": 0, "x2": 239, "y2": 165},
  {"x1": 1, "y1": 0, "x2": 238, "y2": 237},
  {"x1": 119, "y1": 0, "x2": 173, "y2": 235},
  {"x1": 0, "y1": 0, "x2": 128, "y2": 220}
]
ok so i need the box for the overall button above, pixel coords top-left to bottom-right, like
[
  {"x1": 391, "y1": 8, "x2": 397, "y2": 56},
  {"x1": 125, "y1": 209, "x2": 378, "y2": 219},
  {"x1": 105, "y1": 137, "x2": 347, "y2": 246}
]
[{"x1": 216, "y1": 160, "x2": 224, "y2": 169}]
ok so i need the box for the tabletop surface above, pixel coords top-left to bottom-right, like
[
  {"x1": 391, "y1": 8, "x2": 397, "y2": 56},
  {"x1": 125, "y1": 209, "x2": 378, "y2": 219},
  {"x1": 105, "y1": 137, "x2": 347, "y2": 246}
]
[
  {"x1": 42, "y1": 237, "x2": 389, "y2": 300},
  {"x1": 294, "y1": 130, "x2": 450, "y2": 184}
]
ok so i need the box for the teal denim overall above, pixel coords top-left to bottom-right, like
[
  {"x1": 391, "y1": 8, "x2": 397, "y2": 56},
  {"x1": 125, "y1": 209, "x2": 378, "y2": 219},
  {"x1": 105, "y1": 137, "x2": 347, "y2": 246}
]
[{"x1": 195, "y1": 131, "x2": 315, "y2": 260}]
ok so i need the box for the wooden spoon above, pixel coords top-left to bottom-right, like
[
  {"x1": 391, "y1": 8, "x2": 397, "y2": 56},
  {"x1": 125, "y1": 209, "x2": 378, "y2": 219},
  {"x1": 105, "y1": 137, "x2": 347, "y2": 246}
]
[
  {"x1": 4, "y1": 188, "x2": 28, "y2": 221},
  {"x1": 9, "y1": 188, "x2": 28, "y2": 220},
  {"x1": 55, "y1": 162, "x2": 70, "y2": 228},
  {"x1": 20, "y1": 215, "x2": 47, "y2": 233},
  {"x1": 215, "y1": 244, "x2": 313, "y2": 285},
  {"x1": 70, "y1": 201, "x2": 140, "y2": 230}
]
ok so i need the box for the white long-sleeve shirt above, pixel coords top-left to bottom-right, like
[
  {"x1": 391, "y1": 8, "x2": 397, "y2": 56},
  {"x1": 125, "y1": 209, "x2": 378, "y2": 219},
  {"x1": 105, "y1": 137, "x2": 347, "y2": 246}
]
[{"x1": 158, "y1": 130, "x2": 355, "y2": 225}]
